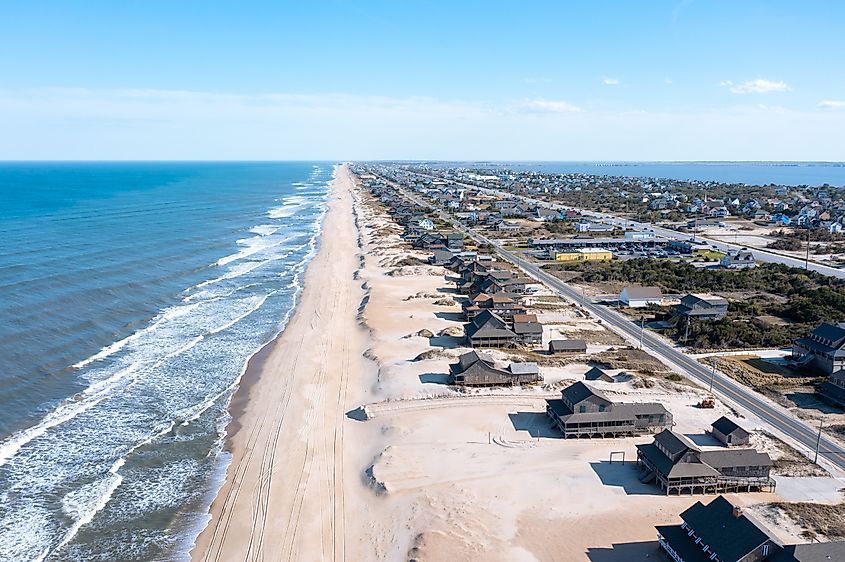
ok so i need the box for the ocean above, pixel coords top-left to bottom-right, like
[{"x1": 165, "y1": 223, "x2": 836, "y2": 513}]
[{"x1": 0, "y1": 162, "x2": 332, "y2": 561}]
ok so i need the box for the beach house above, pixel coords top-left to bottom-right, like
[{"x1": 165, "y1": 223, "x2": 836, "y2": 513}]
[
  {"x1": 546, "y1": 382, "x2": 671, "y2": 438},
  {"x1": 449, "y1": 351, "x2": 541, "y2": 386},
  {"x1": 672, "y1": 293, "x2": 729, "y2": 321},
  {"x1": 636, "y1": 429, "x2": 774, "y2": 495},
  {"x1": 464, "y1": 310, "x2": 517, "y2": 348}
]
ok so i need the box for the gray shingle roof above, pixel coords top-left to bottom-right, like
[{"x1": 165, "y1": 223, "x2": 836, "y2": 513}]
[
  {"x1": 549, "y1": 339, "x2": 587, "y2": 352},
  {"x1": 509, "y1": 362, "x2": 539, "y2": 375}
]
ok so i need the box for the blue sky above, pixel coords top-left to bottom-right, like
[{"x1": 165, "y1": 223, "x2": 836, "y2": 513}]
[{"x1": 1, "y1": 0, "x2": 844, "y2": 160}]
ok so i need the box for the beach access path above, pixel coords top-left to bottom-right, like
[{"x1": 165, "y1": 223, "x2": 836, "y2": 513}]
[{"x1": 191, "y1": 165, "x2": 375, "y2": 562}]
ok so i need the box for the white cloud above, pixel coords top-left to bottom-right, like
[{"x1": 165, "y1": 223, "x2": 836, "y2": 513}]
[
  {"x1": 818, "y1": 100, "x2": 845, "y2": 109},
  {"x1": 602, "y1": 77, "x2": 621, "y2": 86},
  {"x1": 519, "y1": 99, "x2": 582, "y2": 113},
  {"x1": 722, "y1": 79, "x2": 790, "y2": 94},
  {"x1": 664, "y1": 79, "x2": 674, "y2": 85},
  {"x1": 1, "y1": 87, "x2": 844, "y2": 160}
]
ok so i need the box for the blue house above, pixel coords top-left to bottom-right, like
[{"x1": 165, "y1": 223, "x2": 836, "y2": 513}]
[{"x1": 770, "y1": 213, "x2": 791, "y2": 226}]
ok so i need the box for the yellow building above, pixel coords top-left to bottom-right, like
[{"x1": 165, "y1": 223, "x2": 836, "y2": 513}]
[{"x1": 554, "y1": 248, "x2": 613, "y2": 262}]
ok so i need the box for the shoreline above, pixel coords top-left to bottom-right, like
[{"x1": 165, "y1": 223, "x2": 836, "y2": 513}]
[{"x1": 189, "y1": 164, "x2": 375, "y2": 561}]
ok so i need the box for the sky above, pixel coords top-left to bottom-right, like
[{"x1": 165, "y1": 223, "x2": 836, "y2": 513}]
[{"x1": 1, "y1": 0, "x2": 844, "y2": 160}]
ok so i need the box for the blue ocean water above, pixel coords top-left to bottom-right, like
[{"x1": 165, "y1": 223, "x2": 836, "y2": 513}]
[
  {"x1": 0, "y1": 162, "x2": 332, "y2": 561},
  {"x1": 465, "y1": 161, "x2": 845, "y2": 187}
]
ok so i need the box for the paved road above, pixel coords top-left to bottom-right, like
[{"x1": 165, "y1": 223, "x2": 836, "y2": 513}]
[{"x1": 379, "y1": 173, "x2": 845, "y2": 474}]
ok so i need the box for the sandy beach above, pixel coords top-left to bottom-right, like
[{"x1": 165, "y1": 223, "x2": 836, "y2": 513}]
[{"x1": 191, "y1": 165, "x2": 379, "y2": 561}]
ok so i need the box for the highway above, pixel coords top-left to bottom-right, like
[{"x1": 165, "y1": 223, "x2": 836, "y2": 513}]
[{"x1": 376, "y1": 171, "x2": 845, "y2": 474}]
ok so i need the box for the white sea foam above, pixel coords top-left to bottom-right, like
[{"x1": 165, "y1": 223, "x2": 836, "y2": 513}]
[
  {"x1": 47, "y1": 459, "x2": 126, "y2": 559},
  {"x1": 249, "y1": 224, "x2": 279, "y2": 236},
  {"x1": 215, "y1": 233, "x2": 294, "y2": 267},
  {"x1": 0, "y1": 387, "x2": 115, "y2": 467},
  {"x1": 72, "y1": 303, "x2": 202, "y2": 370}
]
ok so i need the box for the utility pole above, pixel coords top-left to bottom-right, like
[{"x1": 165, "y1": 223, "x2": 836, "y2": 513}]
[
  {"x1": 814, "y1": 418, "x2": 824, "y2": 464},
  {"x1": 805, "y1": 225, "x2": 811, "y2": 270},
  {"x1": 639, "y1": 317, "x2": 645, "y2": 350},
  {"x1": 709, "y1": 361, "x2": 716, "y2": 394},
  {"x1": 684, "y1": 317, "x2": 690, "y2": 343},
  {"x1": 692, "y1": 215, "x2": 698, "y2": 244}
]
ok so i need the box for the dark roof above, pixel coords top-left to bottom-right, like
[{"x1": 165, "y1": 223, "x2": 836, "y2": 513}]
[
  {"x1": 453, "y1": 351, "x2": 495, "y2": 373},
  {"x1": 465, "y1": 311, "x2": 516, "y2": 339},
  {"x1": 584, "y1": 366, "x2": 613, "y2": 381},
  {"x1": 698, "y1": 448, "x2": 772, "y2": 470},
  {"x1": 655, "y1": 525, "x2": 712, "y2": 562},
  {"x1": 561, "y1": 381, "x2": 610, "y2": 406},
  {"x1": 471, "y1": 309, "x2": 506, "y2": 328},
  {"x1": 711, "y1": 416, "x2": 750, "y2": 439},
  {"x1": 513, "y1": 322, "x2": 543, "y2": 335},
  {"x1": 546, "y1": 398, "x2": 571, "y2": 417},
  {"x1": 549, "y1": 339, "x2": 587, "y2": 352},
  {"x1": 654, "y1": 429, "x2": 696, "y2": 457},
  {"x1": 680, "y1": 496, "x2": 773, "y2": 561},
  {"x1": 811, "y1": 323, "x2": 845, "y2": 347}
]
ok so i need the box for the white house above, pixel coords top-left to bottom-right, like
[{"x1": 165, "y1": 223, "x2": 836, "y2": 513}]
[
  {"x1": 720, "y1": 249, "x2": 756, "y2": 269},
  {"x1": 619, "y1": 286, "x2": 664, "y2": 308}
]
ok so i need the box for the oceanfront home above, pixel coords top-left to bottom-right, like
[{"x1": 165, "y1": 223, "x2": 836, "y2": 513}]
[
  {"x1": 619, "y1": 286, "x2": 664, "y2": 308},
  {"x1": 546, "y1": 382, "x2": 671, "y2": 438},
  {"x1": 464, "y1": 310, "x2": 517, "y2": 348},
  {"x1": 792, "y1": 322, "x2": 845, "y2": 375},
  {"x1": 449, "y1": 351, "x2": 541, "y2": 386},
  {"x1": 636, "y1": 429, "x2": 774, "y2": 495},
  {"x1": 672, "y1": 293, "x2": 729, "y2": 321},
  {"x1": 657, "y1": 496, "x2": 845, "y2": 562}
]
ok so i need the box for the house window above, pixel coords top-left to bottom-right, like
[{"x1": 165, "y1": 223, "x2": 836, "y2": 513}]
[
  {"x1": 762, "y1": 545, "x2": 769, "y2": 556},
  {"x1": 599, "y1": 404, "x2": 606, "y2": 412},
  {"x1": 579, "y1": 405, "x2": 587, "y2": 413}
]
